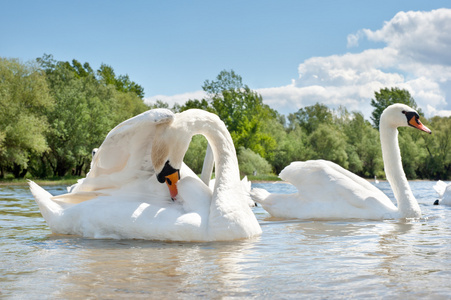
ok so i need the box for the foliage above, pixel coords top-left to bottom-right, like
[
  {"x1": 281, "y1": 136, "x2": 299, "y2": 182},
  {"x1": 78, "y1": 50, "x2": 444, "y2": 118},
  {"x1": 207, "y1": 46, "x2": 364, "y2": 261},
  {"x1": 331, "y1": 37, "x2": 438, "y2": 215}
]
[
  {"x1": 97, "y1": 63, "x2": 145, "y2": 98},
  {"x1": 288, "y1": 103, "x2": 333, "y2": 134},
  {"x1": 183, "y1": 135, "x2": 209, "y2": 174},
  {"x1": 1, "y1": 60, "x2": 449, "y2": 181},
  {"x1": 203, "y1": 69, "x2": 244, "y2": 96},
  {"x1": 308, "y1": 123, "x2": 349, "y2": 168},
  {"x1": 237, "y1": 147, "x2": 272, "y2": 176},
  {"x1": 370, "y1": 87, "x2": 420, "y2": 129},
  {"x1": 31, "y1": 55, "x2": 149, "y2": 177},
  {"x1": 0, "y1": 58, "x2": 54, "y2": 178},
  {"x1": 181, "y1": 70, "x2": 279, "y2": 160},
  {"x1": 417, "y1": 116, "x2": 450, "y2": 179},
  {"x1": 340, "y1": 111, "x2": 383, "y2": 177}
]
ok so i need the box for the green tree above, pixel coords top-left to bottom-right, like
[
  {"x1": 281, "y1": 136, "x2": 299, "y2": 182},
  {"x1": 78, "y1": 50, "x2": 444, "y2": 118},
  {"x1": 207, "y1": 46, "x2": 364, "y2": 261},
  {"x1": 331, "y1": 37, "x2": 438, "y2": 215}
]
[
  {"x1": 237, "y1": 146, "x2": 273, "y2": 176},
  {"x1": 213, "y1": 86, "x2": 276, "y2": 158},
  {"x1": 415, "y1": 116, "x2": 447, "y2": 179},
  {"x1": 183, "y1": 135, "x2": 209, "y2": 174},
  {"x1": 397, "y1": 130, "x2": 427, "y2": 179},
  {"x1": 342, "y1": 112, "x2": 383, "y2": 177},
  {"x1": 0, "y1": 57, "x2": 54, "y2": 178},
  {"x1": 36, "y1": 54, "x2": 149, "y2": 177},
  {"x1": 288, "y1": 103, "x2": 333, "y2": 134},
  {"x1": 370, "y1": 87, "x2": 420, "y2": 129},
  {"x1": 203, "y1": 69, "x2": 244, "y2": 96},
  {"x1": 308, "y1": 123, "x2": 348, "y2": 168},
  {"x1": 180, "y1": 98, "x2": 212, "y2": 112},
  {"x1": 71, "y1": 59, "x2": 94, "y2": 78},
  {"x1": 182, "y1": 70, "x2": 279, "y2": 160},
  {"x1": 97, "y1": 63, "x2": 116, "y2": 86},
  {"x1": 272, "y1": 124, "x2": 311, "y2": 174},
  {"x1": 97, "y1": 63, "x2": 144, "y2": 98}
]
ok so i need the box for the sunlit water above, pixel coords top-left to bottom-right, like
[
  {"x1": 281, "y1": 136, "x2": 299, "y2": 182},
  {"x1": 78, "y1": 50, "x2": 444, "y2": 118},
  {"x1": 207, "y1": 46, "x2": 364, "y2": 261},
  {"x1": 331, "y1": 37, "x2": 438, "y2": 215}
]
[{"x1": 1, "y1": 181, "x2": 451, "y2": 299}]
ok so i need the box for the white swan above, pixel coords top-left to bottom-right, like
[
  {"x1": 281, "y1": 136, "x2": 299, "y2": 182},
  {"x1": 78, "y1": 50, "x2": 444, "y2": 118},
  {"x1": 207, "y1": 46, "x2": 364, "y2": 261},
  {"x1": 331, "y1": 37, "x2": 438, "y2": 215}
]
[
  {"x1": 251, "y1": 104, "x2": 431, "y2": 220},
  {"x1": 29, "y1": 108, "x2": 262, "y2": 241},
  {"x1": 433, "y1": 180, "x2": 451, "y2": 205}
]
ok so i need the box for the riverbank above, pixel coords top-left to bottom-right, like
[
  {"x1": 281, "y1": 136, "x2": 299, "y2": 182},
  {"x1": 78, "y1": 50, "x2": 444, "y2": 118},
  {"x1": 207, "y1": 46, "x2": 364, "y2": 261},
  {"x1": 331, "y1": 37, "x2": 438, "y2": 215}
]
[
  {"x1": 0, "y1": 177, "x2": 81, "y2": 186},
  {"x1": 0, "y1": 174, "x2": 282, "y2": 186}
]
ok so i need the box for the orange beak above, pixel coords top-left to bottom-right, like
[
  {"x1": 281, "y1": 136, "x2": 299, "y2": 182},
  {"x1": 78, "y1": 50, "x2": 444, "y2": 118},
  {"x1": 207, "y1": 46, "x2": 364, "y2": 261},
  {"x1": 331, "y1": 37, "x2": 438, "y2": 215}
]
[
  {"x1": 409, "y1": 117, "x2": 432, "y2": 134},
  {"x1": 164, "y1": 171, "x2": 180, "y2": 200}
]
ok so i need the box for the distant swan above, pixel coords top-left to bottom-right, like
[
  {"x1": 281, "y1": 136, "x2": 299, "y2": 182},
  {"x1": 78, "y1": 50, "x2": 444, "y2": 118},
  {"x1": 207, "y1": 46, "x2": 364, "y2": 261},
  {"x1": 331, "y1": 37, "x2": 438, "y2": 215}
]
[
  {"x1": 251, "y1": 104, "x2": 431, "y2": 220},
  {"x1": 433, "y1": 180, "x2": 451, "y2": 205},
  {"x1": 29, "y1": 109, "x2": 262, "y2": 241}
]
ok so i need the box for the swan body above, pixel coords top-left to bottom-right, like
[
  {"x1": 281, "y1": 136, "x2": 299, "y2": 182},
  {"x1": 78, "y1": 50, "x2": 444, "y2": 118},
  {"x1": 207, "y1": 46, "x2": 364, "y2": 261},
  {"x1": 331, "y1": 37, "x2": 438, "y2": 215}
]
[
  {"x1": 29, "y1": 109, "x2": 261, "y2": 241},
  {"x1": 252, "y1": 104, "x2": 431, "y2": 220},
  {"x1": 433, "y1": 180, "x2": 451, "y2": 205}
]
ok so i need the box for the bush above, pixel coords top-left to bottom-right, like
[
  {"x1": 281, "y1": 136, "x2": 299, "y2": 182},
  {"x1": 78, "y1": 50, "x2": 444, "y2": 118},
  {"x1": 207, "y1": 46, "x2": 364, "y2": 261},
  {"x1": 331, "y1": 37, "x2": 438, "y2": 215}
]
[
  {"x1": 238, "y1": 147, "x2": 273, "y2": 176},
  {"x1": 184, "y1": 135, "x2": 209, "y2": 174}
]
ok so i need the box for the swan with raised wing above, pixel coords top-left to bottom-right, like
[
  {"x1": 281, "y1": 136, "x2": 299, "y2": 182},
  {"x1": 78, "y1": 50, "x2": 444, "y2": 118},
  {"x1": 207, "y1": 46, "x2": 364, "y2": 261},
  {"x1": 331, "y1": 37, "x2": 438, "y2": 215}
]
[
  {"x1": 29, "y1": 108, "x2": 262, "y2": 241},
  {"x1": 433, "y1": 180, "x2": 451, "y2": 205},
  {"x1": 251, "y1": 104, "x2": 431, "y2": 220}
]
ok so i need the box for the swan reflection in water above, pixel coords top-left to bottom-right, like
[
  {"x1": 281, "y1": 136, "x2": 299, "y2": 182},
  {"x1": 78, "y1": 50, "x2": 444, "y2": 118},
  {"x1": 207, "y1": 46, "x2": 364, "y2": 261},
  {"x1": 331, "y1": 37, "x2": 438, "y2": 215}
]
[{"x1": 49, "y1": 237, "x2": 260, "y2": 298}]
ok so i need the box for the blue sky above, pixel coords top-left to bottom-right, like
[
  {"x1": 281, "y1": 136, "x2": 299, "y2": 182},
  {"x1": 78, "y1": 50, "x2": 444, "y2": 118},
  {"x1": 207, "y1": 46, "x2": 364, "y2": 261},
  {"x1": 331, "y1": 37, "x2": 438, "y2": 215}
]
[{"x1": 1, "y1": 0, "x2": 451, "y2": 118}]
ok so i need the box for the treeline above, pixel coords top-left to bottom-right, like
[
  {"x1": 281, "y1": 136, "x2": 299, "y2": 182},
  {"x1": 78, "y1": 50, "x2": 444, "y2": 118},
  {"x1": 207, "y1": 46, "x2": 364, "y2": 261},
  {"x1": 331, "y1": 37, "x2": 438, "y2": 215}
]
[
  {"x1": 174, "y1": 71, "x2": 451, "y2": 180},
  {"x1": 0, "y1": 55, "x2": 148, "y2": 178},
  {"x1": 1, "y1": 57, "x2": 451, "y2": 180}
]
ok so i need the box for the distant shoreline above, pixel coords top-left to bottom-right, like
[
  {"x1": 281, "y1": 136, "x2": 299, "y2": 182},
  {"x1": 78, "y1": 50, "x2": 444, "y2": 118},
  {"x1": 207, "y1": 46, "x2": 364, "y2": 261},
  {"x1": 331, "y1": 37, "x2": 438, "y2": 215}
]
[
  {"x1": 0, "y1": 178, "x2": 80, "y2": 186},
  {"x1": 0, "y1": 177, "x2": 436, "y2": 187}
]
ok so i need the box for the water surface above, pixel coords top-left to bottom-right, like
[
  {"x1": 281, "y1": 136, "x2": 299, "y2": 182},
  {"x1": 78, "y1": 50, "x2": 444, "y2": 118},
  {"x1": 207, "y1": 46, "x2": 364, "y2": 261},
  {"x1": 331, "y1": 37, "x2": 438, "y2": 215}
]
[{"x1": 1, "y1": 181, "x2": 450, "y2": 299}]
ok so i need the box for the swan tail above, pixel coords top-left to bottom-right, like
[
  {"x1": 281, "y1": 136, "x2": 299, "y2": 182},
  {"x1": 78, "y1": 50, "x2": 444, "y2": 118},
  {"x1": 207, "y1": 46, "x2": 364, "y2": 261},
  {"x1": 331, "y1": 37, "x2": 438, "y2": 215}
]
[
  {"x1": 241, "y1": 176, "x2": 256, "y2": 207},
  {"x1": 241, "y1": 176, "x2": 251, "y2": 192},
  {"x1": 434, "y1": 180, "x2": 447, "y2": 197},
  {"x1": 28, "y1": 180, "x2": 63, "y2": 224},
  {"x1": 250, "y1": 187, "x2": 271, "y2": 204}
]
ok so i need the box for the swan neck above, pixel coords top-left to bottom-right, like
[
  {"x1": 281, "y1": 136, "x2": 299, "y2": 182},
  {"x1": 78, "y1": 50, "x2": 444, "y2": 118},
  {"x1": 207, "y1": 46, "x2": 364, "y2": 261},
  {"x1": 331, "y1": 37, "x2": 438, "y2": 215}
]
[
  {"x1": 200, "y1": 143, "x2": 214, "y2": 186},
  {"x1": 380, "y1": 123, "x2": 421, "y2": 217},
  {"x1": 180, "y1": 111, "x2": 240, "y2": 189},
  {"x1": 200, "y1": 123, "x2": 240, "y2": 189}
]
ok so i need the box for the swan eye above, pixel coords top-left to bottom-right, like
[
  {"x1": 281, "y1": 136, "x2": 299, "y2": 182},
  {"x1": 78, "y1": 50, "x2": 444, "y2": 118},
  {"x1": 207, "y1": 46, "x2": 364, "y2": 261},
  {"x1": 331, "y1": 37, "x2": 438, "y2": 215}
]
[{"x1": 402, "y1": 110, "x2": 406, "y2": 114}]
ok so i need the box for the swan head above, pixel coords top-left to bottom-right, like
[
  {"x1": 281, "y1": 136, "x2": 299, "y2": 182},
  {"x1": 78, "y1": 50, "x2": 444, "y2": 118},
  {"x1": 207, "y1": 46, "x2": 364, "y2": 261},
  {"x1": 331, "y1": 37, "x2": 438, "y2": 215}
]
[
  {"x1": 381, "y1": 103, "x2": 431, "y2": 134},
  {"x1": 151, "y1": 114, "x2": 194, "y2": 200},
  {"x1": 92, "y1": 148, "x2": 99, "y2": 158},
  {"x1": 156, "y1": 160, "x2": 180, "y2": 200}
]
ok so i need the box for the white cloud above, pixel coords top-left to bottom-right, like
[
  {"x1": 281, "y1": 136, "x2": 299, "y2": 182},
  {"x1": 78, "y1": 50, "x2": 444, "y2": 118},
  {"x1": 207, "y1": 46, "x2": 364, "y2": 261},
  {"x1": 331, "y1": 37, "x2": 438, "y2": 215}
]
[
  {"x1": 258, "y1": 47, "x2": 405, "y2": 117},
  {"x1": 147, "y1": 9, "x2": 451, "y2": 120},
  {"x1": 296, "y1": 48, "x2": 401, "y2": 87},
  {"x1": 263, "y1": 8, "x2": 451, "y2": 119},
  {"x1": 426, "y1": 104, "x2": 451, "y2": 117},
  {"x1": 346, "y1": 33, "x2": 361, "y2": 48},
  {"x1": 144, "y1": 90, "x2": 207, "y2": 107},
  {"x1": 363, "y1": 9, "x2": 451, "y2": 66}
]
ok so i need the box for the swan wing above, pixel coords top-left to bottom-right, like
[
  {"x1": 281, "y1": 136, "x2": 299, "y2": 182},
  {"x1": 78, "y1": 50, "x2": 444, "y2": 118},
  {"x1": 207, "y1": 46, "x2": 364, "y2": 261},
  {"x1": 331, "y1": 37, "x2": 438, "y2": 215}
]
[
  {"x1": 433, "y1": 180, "x2": 447, "y2": 198},
  {"x1": 71, "y1": 109, "x2": 175, "y2": 194},
  {"x1": 440, "y1": 182, "x2": 451, "y2": 205},
  {"x1": 277, "y1": 160, "x2": 396, "y2": 217}
]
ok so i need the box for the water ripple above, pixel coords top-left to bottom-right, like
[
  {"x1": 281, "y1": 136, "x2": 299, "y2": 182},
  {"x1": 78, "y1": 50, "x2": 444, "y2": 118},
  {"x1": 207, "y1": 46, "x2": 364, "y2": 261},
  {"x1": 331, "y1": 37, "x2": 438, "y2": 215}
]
[{"x1": 1, "y1": 181, "x2": 450, "y2": 299}]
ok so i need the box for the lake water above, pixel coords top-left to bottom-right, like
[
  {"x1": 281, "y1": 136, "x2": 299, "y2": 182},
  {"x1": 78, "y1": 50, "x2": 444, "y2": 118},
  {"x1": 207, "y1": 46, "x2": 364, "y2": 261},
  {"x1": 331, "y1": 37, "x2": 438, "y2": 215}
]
[{"x1": 1, "y1": 181, "x2": 451, "y2": 299}]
